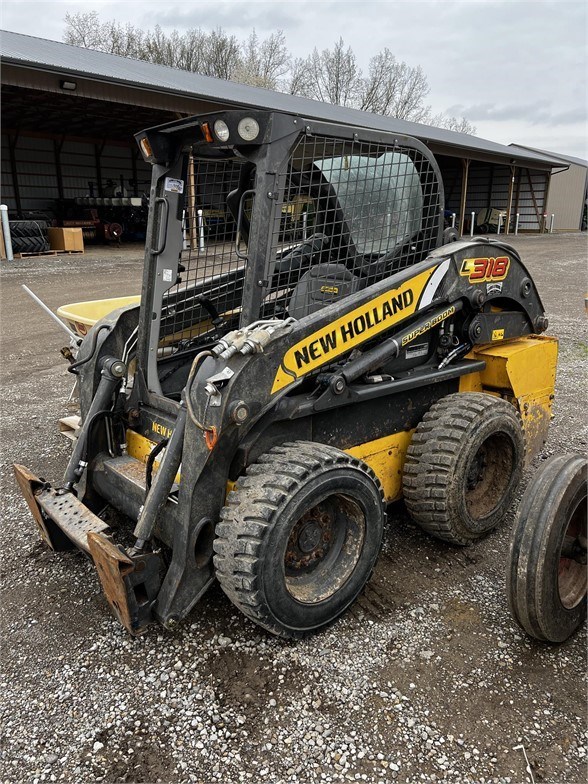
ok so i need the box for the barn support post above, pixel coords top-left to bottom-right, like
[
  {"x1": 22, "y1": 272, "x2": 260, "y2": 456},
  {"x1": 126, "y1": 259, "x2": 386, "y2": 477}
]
[
  {"x1": 458, "y1": 158, "x2": 470, "y2": 236},
  {"x1": 130, "y1": 148, "x2": 139, "y2": 198},
  {"x1": 542, "y1": 170, "x2": 552, "y2": 232},
  {"x1": 94, "y1": 142, "x2": 105, "y2": 198},
  {"x1": 487, "y1": 163, "x2": 495, "y2": 206},
  {"x1": 7, "y1": 132, "x2": 22, "y2": 216},
  {"x1": 188, "y1": 154, "x2": 198, "y2": 250},
  {"x1": 513, "y1": 167, "x2": 522, "y2": 225},
  {"x1": 504, "y1": 165, "x2": 516, "y2": 235},
  {"x1": 53, "y1": 137, "x2": 65, "y2": 201},
  {"x1": 525, "y1": 169, "x2": 542, "y2": 231}
]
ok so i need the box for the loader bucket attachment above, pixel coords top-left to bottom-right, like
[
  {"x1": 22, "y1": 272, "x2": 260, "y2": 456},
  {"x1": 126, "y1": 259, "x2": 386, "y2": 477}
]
[
  {"x1": 87, "y1": 533, "x2": 161, "y2": 635},
  {"x1": 13, "y1": 464, "x2": 161, "y2": 635},
  {"x1": 88, "y1": 533, "x2": 139, "y2": 634},
  {"x1": 13, "y1": 464, "x2": 73, "y2": 551}
]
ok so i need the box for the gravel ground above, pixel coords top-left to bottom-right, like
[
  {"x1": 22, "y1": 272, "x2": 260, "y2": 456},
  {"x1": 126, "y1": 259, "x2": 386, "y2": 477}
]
[{"x1": 1, "y1": 234, "x2": 586, "y2": 784}]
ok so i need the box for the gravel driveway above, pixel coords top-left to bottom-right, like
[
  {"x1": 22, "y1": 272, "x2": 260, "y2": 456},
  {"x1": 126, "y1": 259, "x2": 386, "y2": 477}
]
[{"x1": 1, "y1": 234, "x2": 586, "y2": 784}]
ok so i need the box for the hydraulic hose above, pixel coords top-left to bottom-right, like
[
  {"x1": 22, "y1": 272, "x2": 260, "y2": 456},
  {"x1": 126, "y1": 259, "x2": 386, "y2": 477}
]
[
  {"x1": 62, "y1": 356, "x2": 126, "y2": 490},
  {"x1": 145, "y1": 437, "x2": 169, "y2": 494},
  {"x1": 333, "y1": 301, "x2": 463, "y2": 390},
  {"x1": 67, "y1": 324, "x2": 112, "y2": 374},
  {"x1": 185, "y1": 350, "x2": 215, "y2": 432}
]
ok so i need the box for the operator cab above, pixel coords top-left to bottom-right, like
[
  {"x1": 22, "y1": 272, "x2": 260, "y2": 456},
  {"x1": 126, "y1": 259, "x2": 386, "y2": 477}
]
[{"x1": 134, "y1": 110, "x2": 443, "y2": 399}]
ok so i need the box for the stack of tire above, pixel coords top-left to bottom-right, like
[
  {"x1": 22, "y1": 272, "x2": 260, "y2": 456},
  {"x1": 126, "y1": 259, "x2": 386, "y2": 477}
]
[{"x1": 8, "y1": 220, "x2": 50, "y2": 255}]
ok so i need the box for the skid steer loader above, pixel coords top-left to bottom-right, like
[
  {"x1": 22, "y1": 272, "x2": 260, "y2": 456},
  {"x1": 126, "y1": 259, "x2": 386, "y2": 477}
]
[{"x1": 14, "y1": 110, "x2": 558, "y2": 638}]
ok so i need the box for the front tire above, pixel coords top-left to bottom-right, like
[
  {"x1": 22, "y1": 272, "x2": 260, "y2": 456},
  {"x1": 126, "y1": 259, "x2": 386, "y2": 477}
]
[
  {"x1": 213, "y1": 442, "x2": 385, "y2": 637},
  {"x1": 403, "y1": 392, "x2": 525, "y2": 545},
  {"x1": 507, "y1": 453, "x2": 587, "y2": 642}
]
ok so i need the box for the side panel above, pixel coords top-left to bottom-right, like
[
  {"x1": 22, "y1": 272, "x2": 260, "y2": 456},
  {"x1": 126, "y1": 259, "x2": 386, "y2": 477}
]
[
  {"x1": 345, "y1": 431, "x2": 415, "y2": 502},
  {"x1": 459, "y1": 335, "x2": 558, "y2": 461}
]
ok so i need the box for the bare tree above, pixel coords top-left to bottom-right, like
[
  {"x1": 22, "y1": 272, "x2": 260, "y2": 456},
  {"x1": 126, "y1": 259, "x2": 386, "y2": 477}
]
[
  {"x1": 63, "y1": 15, "x2": 476, "y2": 133},
  {"x1": 429, "y1": 112, "x2": 477, "y2": 135},
  {"x1": 200, "y1": 27, "x2": 241, "y2": 80},
  {"x1": 285, "y1": 57, "x2": 314, "y2": 96},
  {"x1": 360, "y1": 49, "x2": 430, "y2": 121},
  {"x1": 235, "y1": 30, "x2": 290, "y2": 90},
  {"x1": 294, "y1": 39, "x2": 362, "y2": 106},
  {"x1": 64, "y1": 12, "x2": 144, "y2": 57}
]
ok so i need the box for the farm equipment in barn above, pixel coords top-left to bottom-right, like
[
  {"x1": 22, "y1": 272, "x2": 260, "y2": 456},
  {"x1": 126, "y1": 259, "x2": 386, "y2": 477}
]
[{"x1": 15, "y1": 109, "x2": 559, "y2": 637}]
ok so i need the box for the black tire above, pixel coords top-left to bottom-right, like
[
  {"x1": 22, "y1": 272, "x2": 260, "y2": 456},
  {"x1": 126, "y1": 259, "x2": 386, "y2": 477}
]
[
  {"x1": 9, "y1": 220, "x2": 48, "y2": 238},
  {"x1": 507, "y1": 453, "x2": 587, "y2": 643},
  {"x1": 213, "y1": 441, "x2": 385, "y2": 638},
  {"x1": 11, "y1": 235, "x2": 49, "y2": 254},
  {"x1": 403, "y1": 392, "x2": 525, "y2": 545}
]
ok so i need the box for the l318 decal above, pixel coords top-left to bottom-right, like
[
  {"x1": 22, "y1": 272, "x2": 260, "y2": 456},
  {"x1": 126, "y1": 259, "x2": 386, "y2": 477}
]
[{"x1": 459, "y1": 256, "x2": 510, "y2": 283}]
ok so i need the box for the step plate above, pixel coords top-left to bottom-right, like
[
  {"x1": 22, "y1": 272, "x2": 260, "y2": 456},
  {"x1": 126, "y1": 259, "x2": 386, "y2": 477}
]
[{"x1": 37, "y1": 490, "x2": 110, "y2": 553}]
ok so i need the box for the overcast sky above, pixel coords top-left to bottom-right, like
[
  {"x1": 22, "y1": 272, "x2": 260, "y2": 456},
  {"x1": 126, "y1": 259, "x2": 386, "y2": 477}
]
[{"x1": 2, "y1": 0, "x2": 586, "y2": 159}]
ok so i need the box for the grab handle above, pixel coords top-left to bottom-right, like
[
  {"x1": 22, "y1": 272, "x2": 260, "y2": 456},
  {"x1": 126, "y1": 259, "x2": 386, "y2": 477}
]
[
  {"x1": 152, "y1": 197, "x2": 169, "y2": 256},
  {"x1": 234, "y1": 189, "x2": 255, "y2": 260}
]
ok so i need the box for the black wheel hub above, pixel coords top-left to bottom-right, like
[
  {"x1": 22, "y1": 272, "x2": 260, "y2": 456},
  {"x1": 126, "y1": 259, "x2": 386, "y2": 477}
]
[
  {"x1": 298, "y1": 521, "x2": 322, "y2": 552},
  {"x1": 285, "y1": 505, "x2": 334, "y2": 572}
]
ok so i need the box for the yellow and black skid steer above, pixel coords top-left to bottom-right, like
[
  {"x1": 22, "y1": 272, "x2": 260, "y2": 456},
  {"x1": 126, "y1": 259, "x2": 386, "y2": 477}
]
[{"x1": 14, "y1": 110, "x2": 558, "y2": 637}]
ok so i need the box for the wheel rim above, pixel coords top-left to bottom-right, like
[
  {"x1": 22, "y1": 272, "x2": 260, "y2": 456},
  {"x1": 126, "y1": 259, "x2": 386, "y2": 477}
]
[
  {"x1": 558, "y1": 497, "x2": 587, "y2": 609},
  {"x1": 465, "y1": 432, "x2": 514, "y2": 522},
  {"x1": 284, "y1": 494, "x2": 366, "y2": 604}
]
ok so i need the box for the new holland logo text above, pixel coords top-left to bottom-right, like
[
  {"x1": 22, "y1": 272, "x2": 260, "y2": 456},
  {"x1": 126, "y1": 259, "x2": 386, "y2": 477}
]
[
  {"x1": 459, "y1": 256, "x2": 510, "y2": 283},
  {"x1": 271, "y1": 266, "x2": 436, "y2": 393},
  {"x1": 294, "y1": 290, "x2": 414, "y2": 370}
]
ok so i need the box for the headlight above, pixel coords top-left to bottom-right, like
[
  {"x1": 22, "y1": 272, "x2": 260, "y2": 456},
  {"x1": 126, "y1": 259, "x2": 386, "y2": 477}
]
[
  {"x1": 237, "y1": 117, "x2": 260, "y2": 142},
  {"x1": 213, "y1": 120, "x2": 230, "y2": 142}
]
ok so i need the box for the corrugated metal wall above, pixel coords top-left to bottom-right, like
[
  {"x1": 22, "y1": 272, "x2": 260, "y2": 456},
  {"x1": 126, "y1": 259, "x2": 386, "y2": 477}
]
[
  {"x1": 439, "y1": 157, "x2": 550, "y2": 232},
  {"x1": 2, "y1": 133, "x2": 555, "y2": 235},
  {"x1": 546, "y1": 164, "x2": 588, "y2": 231},
  {"x1": 1, "y1": 132, "x2": 151, "y2": 214},
  {"x1": 514, "y1": 169, "x2": 550, "y2": 232}
]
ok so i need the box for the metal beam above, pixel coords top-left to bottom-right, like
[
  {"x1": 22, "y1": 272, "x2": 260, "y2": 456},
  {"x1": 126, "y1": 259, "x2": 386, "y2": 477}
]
[
  {"x1": 53, "y1": 137, "x2": 65, "y2": 201},
  {"x1": 525, "y1": 169, "x2": 541, "y2": 230},
  {"x1": 458, "y1": 158, "x2": 470, "y2": 235},
  {"x1": 94, "y1": 141, "x2": 105, "y2": 198},
  {"x1": 7, "y1": 132, "x2": 22, "y2": 216},
  {"x1": 504, "y1": 165, "x2": 516, "y2": 235},
  {"x1": 131, "y1": 148, "x2": 139, "y2": 198}
]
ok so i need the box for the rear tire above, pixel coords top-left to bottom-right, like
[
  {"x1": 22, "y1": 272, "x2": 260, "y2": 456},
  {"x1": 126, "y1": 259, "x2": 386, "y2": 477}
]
[
  {"x1": 507, "y1": 453, "x2": 587, "y2": 642},
  {"x1": 9, "y1": 220, "x2": 49, "y2": 254},
  {"x1": 403, "y1": 393, "x2": 525, "y2": 545},
  {"x1": 213, "y1": 442, "x2": 385, "y2": 637},
  {"x1": 11, "y1": 235, "x2": 49, "y2": 254}
]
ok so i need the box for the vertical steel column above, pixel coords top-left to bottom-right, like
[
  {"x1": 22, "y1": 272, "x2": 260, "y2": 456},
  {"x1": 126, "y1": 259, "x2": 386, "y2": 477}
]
[
  {"x1": 188, "y1": 154, "x2": 198, "y2": 250},
  {"x1": 94, "y1": 142, "x2": 105, "y2": 198},
  {"x1": 53, "y1": 137, "x2": 65, "y2": 201},
  {"x1": 505, "y1": 165, "x2": 516, "y2": 235},
  {"x1": 458, "y1": 159, "x2": 470, "y2": 236},
  {"x1": 7, "y1": 133, "x2": 22, "y2": 216},
  {"x1": 131, "y1": 147, "x2": 139, "y2": 197},
  {"x1": 542, "y1": 170, "x2": 552, "y2": 232}
]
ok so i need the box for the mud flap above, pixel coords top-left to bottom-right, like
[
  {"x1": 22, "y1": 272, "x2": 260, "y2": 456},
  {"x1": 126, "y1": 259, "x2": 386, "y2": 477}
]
[{"x1": 88, "y1": 533, "x2": 162, "y2": 635}]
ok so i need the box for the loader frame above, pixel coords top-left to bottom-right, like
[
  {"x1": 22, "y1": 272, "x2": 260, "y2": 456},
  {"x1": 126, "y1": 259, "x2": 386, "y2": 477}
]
[{"x1": 14, "y1": 109, "x2": 557, "y2": 636}]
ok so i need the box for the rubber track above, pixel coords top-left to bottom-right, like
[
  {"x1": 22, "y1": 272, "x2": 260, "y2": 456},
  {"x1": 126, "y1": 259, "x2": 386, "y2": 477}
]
[
  {"x1": 213, "y1": 441, "x2": 385, "y2": 637},
  {"x1": 403, "y1": 392, "x2": 523, "y2": 545}
]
